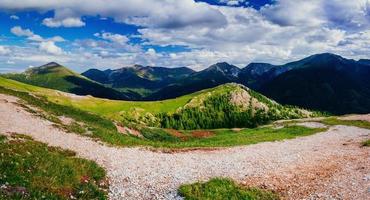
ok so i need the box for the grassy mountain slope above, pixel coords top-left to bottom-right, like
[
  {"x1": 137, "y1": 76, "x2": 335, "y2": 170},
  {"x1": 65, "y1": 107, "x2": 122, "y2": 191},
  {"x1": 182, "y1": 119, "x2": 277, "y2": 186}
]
[
  {"x1": 0, "y1": 76, "x2": 313, "y2": 130},
  {"x1": 156, "y1": 83, "x2": 313, "y2": 129},
  {"x1": 0, "y1": 77, "x2": 325, "y2": 148},
  {"x1": 2, "y1": 62, "x2": 139, "y2": 100}
]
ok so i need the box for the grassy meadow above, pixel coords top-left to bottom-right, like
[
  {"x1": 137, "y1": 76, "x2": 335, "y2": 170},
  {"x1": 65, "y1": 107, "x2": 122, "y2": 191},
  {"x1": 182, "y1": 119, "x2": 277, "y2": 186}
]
[
  {"x1": 0, "y1": 134, "x2": 107, "y2": 199},
  {"x1": 178, "y1": 178, "x2": 279, "y2": 200}
]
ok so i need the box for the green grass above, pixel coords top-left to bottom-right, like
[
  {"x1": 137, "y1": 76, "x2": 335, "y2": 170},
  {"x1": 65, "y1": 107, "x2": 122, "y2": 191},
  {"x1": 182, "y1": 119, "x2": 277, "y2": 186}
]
[
  {"x1": 0, "y1": 77, "x2": 314, "y2": 129},
  {"x1": 2, "y1": 65, "x2": 83, "y2": 92},
  {"x1": 178, "y1": 178, "x2": 279, "y2": 200},
  {"x1": 0, "y1": 76, "x2": 199, "y2": 119},
  {"x1": 0, "y1": 134, "x2": 107, "y2": 199},
  {"x1": 321, "y1": 117, "x2": 370, "y2": 129},
  {"x1": 362, "y1": 139, "x2": 370, "y2": 147},
  {"x1": 0, "y1": 78, "x2": 326, "y2": 149},
  {"x1": 0, "y1": 84, "x2": 325, "y2": 149},
  {"x1": 163, "y1": 126, "x2": 326, "y2": 148}
]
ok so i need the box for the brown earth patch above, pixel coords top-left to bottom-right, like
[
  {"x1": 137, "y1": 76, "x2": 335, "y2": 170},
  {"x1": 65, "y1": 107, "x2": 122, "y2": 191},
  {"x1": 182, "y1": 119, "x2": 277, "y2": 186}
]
[
  {"x1": 166, "y1": 129, "x2": 188, "y2": 141},
  {"x1": 115, "y1": 124, "x2": 143, "y2": 138},
  {"x1": 191, "y1": 130, "x2": 214, "y2": 138}
]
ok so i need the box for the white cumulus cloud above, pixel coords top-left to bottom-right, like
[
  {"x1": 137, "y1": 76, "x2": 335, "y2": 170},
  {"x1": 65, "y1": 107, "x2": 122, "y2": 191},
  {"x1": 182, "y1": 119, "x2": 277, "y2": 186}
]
[
  {"x1": 39, "y1": 41, "x2": 64, "y2": 55},
  {"x1": 1, "y1": 0, "x2": 370, "y2": 71},
  {"x1": 95, "y1": 32, "x2": 129, "y2": 45},
  {"x1": 42, "y1": 17, "x2": 85, "y2": 28}
]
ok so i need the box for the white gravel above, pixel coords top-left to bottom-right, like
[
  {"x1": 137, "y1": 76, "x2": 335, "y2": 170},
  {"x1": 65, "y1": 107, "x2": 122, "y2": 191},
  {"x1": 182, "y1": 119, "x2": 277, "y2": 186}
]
[
  {"x1": 296, "y1": 122, "x2": 328, "y2": 129},
  {"x1": 0, "y1": 94, "x2": 369, "y2": 200}
]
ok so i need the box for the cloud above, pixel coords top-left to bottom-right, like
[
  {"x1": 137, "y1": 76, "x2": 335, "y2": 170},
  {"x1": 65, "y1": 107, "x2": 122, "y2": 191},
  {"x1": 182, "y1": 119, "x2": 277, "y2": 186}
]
[
  {"x1": 6, "y1": 60, "x2": 15, "y2": 64},
  {"x1": 0, "y1": 46, "x2": 11, "y2": 55},
  {"x1": 219, "y1": 0, "x2": 247, "y2": 6},
  {"x1": 1, "y1": 0, "x2": 370, "y2": 71},
  {"x1": 42, "y1": 17, "x2": 85, "y2": 27},
  {"x1": 10, "y1": 26, "x2": 66, "y2": 56},
  {"x1": 11, "y1": 26, "x2": 34, "y2": 37},
  {"x1": 261, "y1": 0, "x2": 370, "y2": 29},
  {"x1": 9, "y1": 14, "x2": 19, "y2": 20},
  {"x1": 39, "y1": 41, "x2": 64, "y2": 55},
  {"x1": 11, "y1": 26, "x2": 44, "y2": 41},
  {"x1": 11, "y1": 26, "x2": 65, "y2": 43},
  {"x1": 0, "y1": 0, "x2": 226, "y2": 29},
  {"x1": 94, "y1": 32, "x2": 129, "y2": 45}
]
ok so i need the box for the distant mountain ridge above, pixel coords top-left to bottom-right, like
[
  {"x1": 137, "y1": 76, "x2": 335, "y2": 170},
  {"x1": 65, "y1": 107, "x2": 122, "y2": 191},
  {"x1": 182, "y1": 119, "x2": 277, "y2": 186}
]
[
  {"x1": 3, "y1": 53, "x2": 370, "y2": 114},
  {"x1": 260, "y1": 53, "x2": 370, "y2": 114},
  {"x1": 82, "y1": 64, "x2": 194, "y2": 96},
  {"x1": 146, "y1": 62, "x2": 242, "y2": 100},
  {"x1": 81, "y1": 53, "x2": 370, "y2": 114}
]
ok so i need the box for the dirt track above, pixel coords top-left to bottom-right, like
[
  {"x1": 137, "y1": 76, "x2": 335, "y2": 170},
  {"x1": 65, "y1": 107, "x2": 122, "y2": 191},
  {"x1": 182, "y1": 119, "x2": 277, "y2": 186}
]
[{"x1": 0, "y1": 94, "x2": 369, "y2": 200}]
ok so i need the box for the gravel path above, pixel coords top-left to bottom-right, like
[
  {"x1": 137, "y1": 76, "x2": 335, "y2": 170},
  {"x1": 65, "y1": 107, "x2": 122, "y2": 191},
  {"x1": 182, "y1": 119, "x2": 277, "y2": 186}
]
[
  {"x1": 340, "y1": 114, "x2": 370, "y2": 122},
  {"x1": 0, "y1": 94, "x2": 369, "y2": 200}
]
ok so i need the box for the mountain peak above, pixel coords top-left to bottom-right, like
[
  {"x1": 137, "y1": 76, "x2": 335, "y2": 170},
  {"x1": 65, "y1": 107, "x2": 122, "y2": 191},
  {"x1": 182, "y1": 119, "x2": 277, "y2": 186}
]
[
  {"x1": 40, "y1": 62, "x2": 62, "y2": 68},
  {"x1": 242, "y1": 63, "x2": 276, "y2": 75},
  {"x1": 205, "y1": 62, "x2": 240, "y2": 77},
  {"x1": 25, "y1": 62, "x2": 76, "y2": 77},
  {"x1": 307, "y1": 53, "x2": 345, "y2": 61},
  {"x1": 132, "y1": 64, "x2": 144, "y2": 68}
]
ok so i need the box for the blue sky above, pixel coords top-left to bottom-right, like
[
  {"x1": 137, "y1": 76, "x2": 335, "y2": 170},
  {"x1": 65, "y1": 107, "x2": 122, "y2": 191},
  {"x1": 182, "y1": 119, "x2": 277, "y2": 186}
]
[{"x1": 0, "y1": 0, "x2": 369, "y2": 73}]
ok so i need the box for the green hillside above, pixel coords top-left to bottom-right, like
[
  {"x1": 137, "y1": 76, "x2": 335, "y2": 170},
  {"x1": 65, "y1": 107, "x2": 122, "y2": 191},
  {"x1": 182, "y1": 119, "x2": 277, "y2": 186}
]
[
  {"x1": 3, "y1": 62, "x2": 83, "y2": 92},
  {"x1": 2, "y1": 62, "x2": 138, "y2": 100},
  {"x1": 0, "y1": 77, "x2": 313, "y2": 130},
  {"x1": 0, "y1": 77, "x2": 325, "y2": 148}
]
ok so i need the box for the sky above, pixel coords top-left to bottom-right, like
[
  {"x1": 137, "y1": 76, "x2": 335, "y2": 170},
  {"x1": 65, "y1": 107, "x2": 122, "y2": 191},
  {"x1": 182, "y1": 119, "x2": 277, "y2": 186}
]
[{"x1": 0, "y1": 0, "x2": 370, "y2": 73}]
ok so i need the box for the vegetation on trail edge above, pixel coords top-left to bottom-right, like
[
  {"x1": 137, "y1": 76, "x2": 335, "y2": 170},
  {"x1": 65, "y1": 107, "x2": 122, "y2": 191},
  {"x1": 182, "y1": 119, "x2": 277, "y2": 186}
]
[
  {"x1": 320, "y1": 118, "x2": 370, "y2": 129},
  {"x1": 178, "y1": 178, "x2": 279, "y2": 200},
  {"x1": 362, "y1": 139, "x2": 370, "y2": 147},
  {"x1": 0, "y1": 134, "x2": 107, "y2": 199}
]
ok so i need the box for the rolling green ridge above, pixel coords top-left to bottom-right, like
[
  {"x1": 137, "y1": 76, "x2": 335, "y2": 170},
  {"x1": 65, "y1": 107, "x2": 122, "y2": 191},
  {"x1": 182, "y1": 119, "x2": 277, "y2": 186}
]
[
  {"x1": 0, "y1": 77, "x2": 324, "y2": 148},
  {"x1": 0, "y1": 76, "x2": 314, "y2": 130},
  {"x1": 2, "y1": 62, "x2": 139, "y2": 100}
]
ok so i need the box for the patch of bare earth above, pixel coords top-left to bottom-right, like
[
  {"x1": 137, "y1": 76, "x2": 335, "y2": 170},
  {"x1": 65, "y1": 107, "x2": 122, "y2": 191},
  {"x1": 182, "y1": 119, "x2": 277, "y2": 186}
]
[
  {"x1": 115, "y1": 124, "x2": 143, "y2": 138},
  {"x1": 166, "y1": 129, "x2": 188, "y2": 141},
  {"x1": 191, "y1": 130, "x2": 214, "y2": 138},
  {"x1": 0, "y1": 93, "x2": 369, "y2": 200}
]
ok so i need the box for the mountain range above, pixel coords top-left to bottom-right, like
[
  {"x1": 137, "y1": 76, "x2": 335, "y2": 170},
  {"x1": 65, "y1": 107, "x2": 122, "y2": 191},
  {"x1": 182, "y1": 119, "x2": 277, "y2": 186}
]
[{"x1": 2, "y1": 53, "x2": 370, "y2": 114}]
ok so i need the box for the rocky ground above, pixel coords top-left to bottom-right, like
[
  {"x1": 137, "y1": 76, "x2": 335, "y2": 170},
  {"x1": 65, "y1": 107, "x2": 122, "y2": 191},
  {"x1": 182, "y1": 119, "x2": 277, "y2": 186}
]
[{"x1": 0, "y1": 93, "x2": 369, "y2": 200}]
